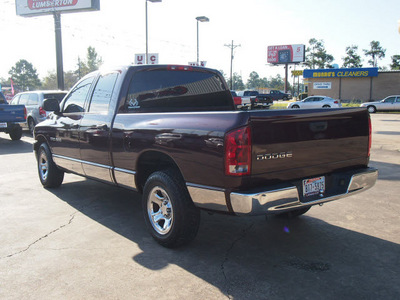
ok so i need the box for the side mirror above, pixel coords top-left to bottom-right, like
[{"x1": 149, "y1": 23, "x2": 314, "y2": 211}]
[{"x1": 43, "y1": 98, "x2": 61, "y2": 114}]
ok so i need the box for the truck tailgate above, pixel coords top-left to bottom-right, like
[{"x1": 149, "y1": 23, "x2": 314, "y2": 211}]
[
  {"x1": 0, "y1": 105, "x2": 26, "y2": 123},
  {"x1": 250, "y1": 108, "x2": 370, "y2": 182}
]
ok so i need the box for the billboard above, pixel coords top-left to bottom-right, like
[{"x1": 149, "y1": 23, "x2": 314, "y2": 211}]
[
  {"x1": 16, "y1": 0, "x2": 100, "y2": 17},
  {"x1": 267, "y1": 44, "x2": 305, "y2": 64}
]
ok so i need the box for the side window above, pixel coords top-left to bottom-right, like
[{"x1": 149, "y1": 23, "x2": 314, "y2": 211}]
[
  {"x1": 305, "y1": 97, "x2": 313, "y2": 102},
  {"x1": 384, "y1": 97, "x2": 395, "y2": 103},
  {"x1": 11, "y1": 95, "x2": 20, "y2": 105},
  {"x1": 63, "y1": 77, "x2": 94, "y2": 113},
  {"x1": 88, "y1": 72, "x2": 118, "y2": 113},
  {"x1": 27, "y1": 93, "x2": 39, "y2": 105},
  {"x1": 19, "y1": 94, "x2": 30, "y2": 105}
]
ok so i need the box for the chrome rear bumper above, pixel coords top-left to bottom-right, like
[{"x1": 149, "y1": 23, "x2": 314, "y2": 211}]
[{"x1": 188, "y1": 168, "x2": 378, "y2": 216}]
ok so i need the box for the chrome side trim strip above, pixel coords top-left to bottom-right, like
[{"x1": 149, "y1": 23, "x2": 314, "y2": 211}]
[
  {"x1": 230, "y1": 168, "x2": 378, "y2": 216},
  {"x1": 186, "y1": 183, "x2": 228, "y2": 212},
  {"x1": 114, "y1": 168, "x2": 137, "y2": 190}
]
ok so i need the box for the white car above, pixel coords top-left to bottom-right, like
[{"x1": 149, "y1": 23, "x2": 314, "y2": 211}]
[
  {"x1": 288, "y1": 96, "x2": 342, "y2": 109},
  {"x1": 360, "y1": 95, "x2": 400, "y2": 113}
]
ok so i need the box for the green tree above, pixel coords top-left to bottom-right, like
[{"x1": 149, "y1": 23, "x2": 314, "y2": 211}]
[
  {"x1": 246, "y1": 71, "x2": 261, "y2": 89},
  {"x1": 363, "y1": 41, "x2": 386, "y2": 68},
  {"x1": 227, "y1": 73, "x2": 245, "y2": 90},
  {"x1": 42, "y1": 71, "x2": 79, "y2": 90},
  {"x1": 8, "y1": 59, "x2": 41, "y2": 91},
  {"x1": 269, "y1": 74, "x2": 285, "y2": 90},
  {"x1": 76, "y1": 46, "x2": 103, "y2": 78},
  {"x1": 342, "y1": 45, "x2": 363, "y2": 68},
  {"x1": 305, "y1": 38, "x2": 334, "y2": 69},
  {"x1": 390, "y1": 55, "x2": 400, "y2": 70}
]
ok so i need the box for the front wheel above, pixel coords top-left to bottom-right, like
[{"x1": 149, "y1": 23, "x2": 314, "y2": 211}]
[
  {"x1": 37, "y1": 143, "x2": 64, "y2": 188},
  {"x1": 367, "y1": 106, "x2": 376, "y2": 113},
  {"x1": 142, "y1": 169, "x2": 200, "y2": 248},
  {"x1": 291, "y1": 105, "x2": 300, "y2": 109},
  {"x1": 322, "y1": 105, "x2": 331, "y2": 108}
]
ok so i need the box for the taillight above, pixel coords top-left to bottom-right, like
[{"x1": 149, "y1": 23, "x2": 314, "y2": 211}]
[
  {"x1": 368, "y1": 115, "x2": 372, "y2": 157},
  {"x1": 39, "y1": 107, "x2": 46, "y2": 117},
  {"x1": 334, "y1": 101, "x2": 339, "y2": 104},
  {"x1": 255, "y1": 97, "x2": 259, "y2": 103},
  {"x1": 225, "y1": 126, "x2": 252, "y2": 176},
  {"x1": 24, "y1": 107, "x2": 27, "y2": 120}
]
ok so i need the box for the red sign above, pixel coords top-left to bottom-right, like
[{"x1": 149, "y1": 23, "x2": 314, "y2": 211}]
[
  {"x1": 28, "y1": 0, "x2": 78, "y2": 10},
  {"x1": 267, "y1": 44, "x2": 305, "y2": 64}
]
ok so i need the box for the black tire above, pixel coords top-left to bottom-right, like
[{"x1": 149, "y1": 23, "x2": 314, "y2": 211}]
[
  {"x1": 367, "y1": 106, "x2": 376, "y2": 113},
  {"x1": 322, "y1": 105, "x2": 331, "y2": 108},
  {"x1": 283, "y1": 96, "x2": 288, "y2": 100},
  {"x1": 142, "y1": 169, "x2": 200, "y2": 248},
  {"x1": 275, "y1": 206, "x2": 311, "y2": 219},
  {"x1": 37, "y1": 143, "x2": 64, "y2": 188},
  {"x1": 28, "y1": 118, "x2": 36, "y2": 136},
  {"x1": 292, "y1": 105, "x2": 300, "y2": 109},
  {"x1": 9, "y1": 125, "x2": 22, "y2": 141}
]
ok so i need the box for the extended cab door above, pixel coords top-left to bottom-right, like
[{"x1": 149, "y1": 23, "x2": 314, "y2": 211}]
[
  {"x1": 50, "y1": 76, "x2": 95, "y2": 175},
  {"x1": 79, "y1": 72, "x2": 119, "y2": 184}
]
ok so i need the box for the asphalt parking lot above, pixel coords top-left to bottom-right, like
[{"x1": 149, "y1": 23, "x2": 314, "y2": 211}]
[{"x1": 0, "y1": 113, "x2": 399, "y2": 300}]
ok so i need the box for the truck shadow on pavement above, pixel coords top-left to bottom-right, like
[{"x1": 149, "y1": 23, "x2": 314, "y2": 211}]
[
  {"x1": 47, "y1": 178, "x2": 400, "y2": 299},
  {"x1": 370, "y1": 160, "x2": 400, "y2": 181},
  {"x1": 0, "y1": 136, "x2": 33, "y2": 155}
]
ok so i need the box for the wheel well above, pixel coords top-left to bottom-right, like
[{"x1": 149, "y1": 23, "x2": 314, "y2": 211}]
[
  {"x1": 135, "y1": 151, "x2": 182, "y2": 194},
  {"x1": 33, "y1": 135, "x2": 47, "y2": 157}
]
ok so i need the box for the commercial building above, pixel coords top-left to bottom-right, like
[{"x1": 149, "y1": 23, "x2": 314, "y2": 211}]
[{"x1": 303, "y1": 67, "x2": 400, "y2": 102}]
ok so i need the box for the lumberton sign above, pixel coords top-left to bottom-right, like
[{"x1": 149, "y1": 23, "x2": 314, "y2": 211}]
[{"x1": 16, "y1": 0, "x2": 100, "y2": 17}]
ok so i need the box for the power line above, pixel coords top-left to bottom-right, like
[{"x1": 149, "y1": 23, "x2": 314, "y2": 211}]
[{"x1": 224, "y1": 40, "x2": 240, "y2": 90}]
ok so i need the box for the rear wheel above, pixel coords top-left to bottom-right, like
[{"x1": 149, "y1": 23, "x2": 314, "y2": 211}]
[
  {"x1": 28, "y1": 118, "x2": 36, "y2": 136},
  {"x1": 275, "y1": 206, "x2": 311, "y2": 219},
  {"x1": 367, "y1": 105, "x2": 376, "y2": 113},
  {"x1": 37, "y1": 143, "x2": 64, "y2": 188},
  {"x1": 9, "y1": 125, "x2": 22, "y2": 141},
  {"x1": 143, "y1": 169, "x2": 200, "y2": 248}
]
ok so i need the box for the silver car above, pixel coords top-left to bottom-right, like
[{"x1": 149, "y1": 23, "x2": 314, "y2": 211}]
[
  {"x1": 11, "y1": 90, "x2": 67, "y2": 134},
  {"x1": 288, "y1": 96, "x2": 342, "y2": 109},
  {"x1": 360, "y1": 95, "x2": 400, "y2": 113}
]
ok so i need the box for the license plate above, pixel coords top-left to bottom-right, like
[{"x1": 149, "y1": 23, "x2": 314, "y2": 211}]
[
  {"x1": 0, "y1": 122, "x2": 7, "y2": 128},
  {"x1": 303, "y1": 176, "x2": 325, "y2": 197}
]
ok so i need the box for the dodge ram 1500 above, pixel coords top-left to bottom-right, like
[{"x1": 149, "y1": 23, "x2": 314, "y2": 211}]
[{"x1": 34, "y1": 65, "x2": 378, "y2": 248}]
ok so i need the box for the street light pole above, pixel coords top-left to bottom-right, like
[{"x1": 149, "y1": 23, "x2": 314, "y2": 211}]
[
  {"x1": 196, "y1": 16, "x2": 209, "y2": 65},
  {"x1": 146, "y1": 0, "x2": 162, "y2": 64}
]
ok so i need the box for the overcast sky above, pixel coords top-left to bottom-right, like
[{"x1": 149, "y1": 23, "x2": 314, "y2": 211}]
[{"x1": 1, "y1": 0, "x2": 400, "y2": 82}]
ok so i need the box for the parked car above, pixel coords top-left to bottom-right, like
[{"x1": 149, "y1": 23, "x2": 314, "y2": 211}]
[
  {"x1": 360, "y1": 95, "x2": 400, "y2": 113},
  {"x1": 288, "y1": 96, "x2": 342, "y2": 109},
  {"x1": 11, "y1": 90, "x2": 67, "y2": 134},
  {"x1": 0, "y1": 92, "x2": 26, "y2": 140},
  {"x1": 236, "y1": 90, "x2": 273, "y2": 109},
  {"x1": 231, "y1": 91, "x2": 251, "y2": 110}
]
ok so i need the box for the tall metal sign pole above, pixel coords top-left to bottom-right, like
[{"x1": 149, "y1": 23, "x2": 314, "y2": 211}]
[{"x1": 54, "y1": 12, "x2": 64, "y2": 90}]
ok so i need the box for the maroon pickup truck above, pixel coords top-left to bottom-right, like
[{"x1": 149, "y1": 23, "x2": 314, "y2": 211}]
[{"x1": 34, "y1": 65, "x2": 377, "y2": 248}]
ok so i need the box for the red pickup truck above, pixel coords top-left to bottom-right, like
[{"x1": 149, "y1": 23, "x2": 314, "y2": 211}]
[{"x1": 34, "y1": 65, "x2": 377, "y2": 248}]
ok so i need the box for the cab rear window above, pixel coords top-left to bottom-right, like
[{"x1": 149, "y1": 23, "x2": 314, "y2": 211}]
[{"x1": 121, "y1": 69, "x2": 233, "y2": 113}]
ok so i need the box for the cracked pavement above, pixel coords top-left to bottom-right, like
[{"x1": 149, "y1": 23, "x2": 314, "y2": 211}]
[{"x1": 1, "y1": 114, "x2": 400, "y2": 299}]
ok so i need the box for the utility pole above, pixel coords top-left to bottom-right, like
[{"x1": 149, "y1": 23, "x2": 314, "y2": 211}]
[{"x1": 224, "y1": 40, "x2": 240, "y2": 90}]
